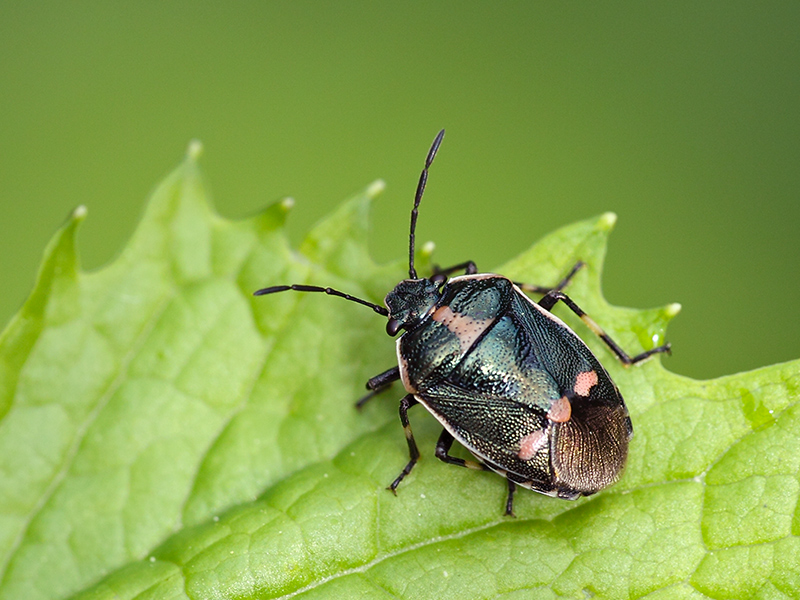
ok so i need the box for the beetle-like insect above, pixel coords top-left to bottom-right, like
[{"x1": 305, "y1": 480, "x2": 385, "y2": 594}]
[{"x1": 255, "y1": 130, "x2": 671, "y2": 515}]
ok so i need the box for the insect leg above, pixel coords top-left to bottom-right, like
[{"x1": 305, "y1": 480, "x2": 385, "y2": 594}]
[
  {"x1": 539, "y1": 291, "x2": 672, "y2": 365},
  {"x1": 514, "y1": 261, "x2": 585, "y2": 295},
  {"x1": 355, "y1": 366, "x2": 400, "y2": 409},
  {"x1": 430, "y1": 260, "x2": 478, "y2": 284},
  {"x1": 505, "y1": 479, "x2": 517, "y2": 517},
  {"x1": 388, "y1": 394, "x2": 421, "y2": 493},
  {"x1": 435, "y1": 431, "x2": 518, "y2": 516},
  {"x1": 434, "y1": 429, "x2": 490, "y2": 471}
]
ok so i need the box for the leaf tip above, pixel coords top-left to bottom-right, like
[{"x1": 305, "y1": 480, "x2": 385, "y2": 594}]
[
  {"x1": 366, "y1": 179, "x2": 386, "y2": 199},
  {"x1": 72, "y1": 204, "x2": 88, "y2": 222},
  {"x1": 598, "y1": 212, "x2": 617, "y2": 231},
  {"x1": 280, "y1": 197, "x2": 295, "y2": 212},
  {"x1": 638, "y1": 302, "x2": 682, "y2": 350},
  {"x1": 665, "y1": 302, "x2": 682, "y2": 318},
  {"x1": 249, "y1": 196, "x2": 294, "y2": 233},
  {"x1": 421, "y1": 240, "x2": 435, "y2": 257},
  {"x1": 186, "y1": 139, "x2": 204, "y2": 161}
]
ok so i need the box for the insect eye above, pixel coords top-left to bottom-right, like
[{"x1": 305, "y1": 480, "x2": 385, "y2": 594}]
[{"x1": 386, "y1": 318, "x2": 403, "y2": 336}]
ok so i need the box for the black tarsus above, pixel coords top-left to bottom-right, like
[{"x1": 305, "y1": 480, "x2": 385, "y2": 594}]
[
  {"x1": 409, "y1": 129, "x2": 446, "y2": 280},
  {"x1": 253, "y1": 284, "x2": 389, "y2": 316}
]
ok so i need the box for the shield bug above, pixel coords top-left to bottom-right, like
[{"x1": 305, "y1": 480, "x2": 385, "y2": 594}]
[{"x1": 255, "y1": 130, "x2": 672, "y2": 515}]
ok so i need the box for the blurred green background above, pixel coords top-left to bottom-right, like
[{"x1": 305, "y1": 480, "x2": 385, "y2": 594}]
[{"x1": 1, "y1": 2, "x2": 798, "y2": 380}]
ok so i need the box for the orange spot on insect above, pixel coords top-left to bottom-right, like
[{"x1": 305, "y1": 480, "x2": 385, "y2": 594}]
[
  {"x1": 517, "y1": 430, "x2": 547, "y2": 460},
  {"x1": 547, "y1": 396, "x2": 572, "y2": 423},
  {"x1": 431, "y1": 305, "x2": 491, "y2": 354},
  {"x1": 432, "y1": 305, "x2": 456, "y2": 323},
  {"x1": 574, "y1": 370, "x2": 598, "y2": 397}
]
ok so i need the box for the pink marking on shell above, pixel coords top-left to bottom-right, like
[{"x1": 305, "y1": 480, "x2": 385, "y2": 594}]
[
  {"x1": 574, "y1": 370, "x2": 599, "y2": 397},
  {"x1": 431, "y1": 305, "x2": 491, "y2": 354},
  {"x1": 547, "y1": 395, "x2": 572, "y2": 423},
  {"x1": 517, "y1": 429, "x2": 547, "y2": 460}
]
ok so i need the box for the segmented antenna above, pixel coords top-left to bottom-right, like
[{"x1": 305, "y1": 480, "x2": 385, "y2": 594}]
[
  {"x1": 408, "y1": 129, "x2": 445, "y2": 279},
  {"x1": 253, "y1": 284, "x2": 389, "y2": 316}
]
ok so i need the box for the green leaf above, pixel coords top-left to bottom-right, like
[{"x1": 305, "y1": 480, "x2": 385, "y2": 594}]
[{"x1": 1, "y1": 144, "x2": 798, "y2": 600}]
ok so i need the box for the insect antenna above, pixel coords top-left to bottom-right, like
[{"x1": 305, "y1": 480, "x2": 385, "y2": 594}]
[
  {"x1": 253, "y1": 284, "x2": 389, "y2": 316},
  {"x1": 408, "y1": 129, "x2": 445, "y2": 279}
]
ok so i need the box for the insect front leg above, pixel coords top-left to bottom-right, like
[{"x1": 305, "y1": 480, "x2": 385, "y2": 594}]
[
  {"x1": 388, "y1": 394, "x2": 421, "y2": 493},
  {"x1": 539, "y1": 290, "x2": 671, "y2": 365},
  {"x1": 430, "y1": 260, "x2": 478, "y2": 284},
  {"x1": 355, "y1": 366, "x2": 400, "y2": 409},
  {"x1": 514, "y1": 261, "x2": 585, "y2": 295}
]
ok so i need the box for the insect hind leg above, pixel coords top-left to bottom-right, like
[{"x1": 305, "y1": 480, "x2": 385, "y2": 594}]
[
  {"x1": 539, "y1": 290, "x2": 671, "y2": 365},
  {"x1": 434, "y1": 429, "x2": 491, "y2": 472},
  {"x1": 434, "y1": 430, "x2": 517, "y2": 516},
  {"x1": 514, "y1": 261, "x2": 584, "y2": 295},
  {"x1": 430, "y1": 260, "x2": 478, "y2": 285},
  {"x1": 505, "y1": 479, "x2": 517, "y2": 517}
]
